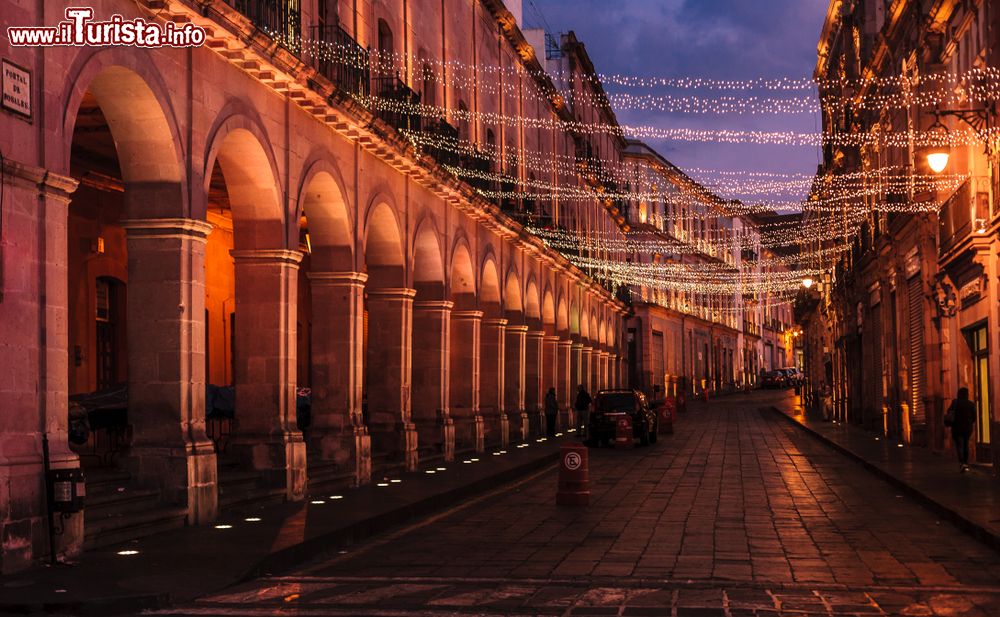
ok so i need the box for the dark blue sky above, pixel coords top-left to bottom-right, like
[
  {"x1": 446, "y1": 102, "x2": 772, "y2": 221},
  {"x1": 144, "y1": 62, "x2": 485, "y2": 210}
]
[{"x1": 529, "y1": 0, "x2": 828, "y2": 198}]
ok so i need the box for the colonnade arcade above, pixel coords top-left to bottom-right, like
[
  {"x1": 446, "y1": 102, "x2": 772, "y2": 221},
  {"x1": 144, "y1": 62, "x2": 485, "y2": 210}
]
[{"x1": 62, "y1": 60, "x2": 625, "y2": 523}]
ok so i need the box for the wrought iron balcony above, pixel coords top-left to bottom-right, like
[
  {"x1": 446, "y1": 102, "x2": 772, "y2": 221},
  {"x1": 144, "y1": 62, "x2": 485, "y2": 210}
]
[
  {"x1": 225, "y1": 0, "x2": 301, "y2": 43},
  {"x1": 422, "y1": 118, "x2": 460, "y2": 168},
  {"x1": 309, "y1": 24, "x2": 369, "y2": 99},
  {"x1": 372, "y1": 75, "x2": 422, "y2": 135}
]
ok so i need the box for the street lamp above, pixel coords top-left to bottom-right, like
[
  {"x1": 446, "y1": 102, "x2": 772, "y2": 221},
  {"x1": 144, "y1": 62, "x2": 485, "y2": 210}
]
[
  {"x1": 924, "y1": 114, "x2": 951, "y2": 173},
  {"x1": 802, "y1": 278, "x2": 814, "y2": 289},
  {"x1": 924, "y1": 104, "x2": 995, "y2": 174}
]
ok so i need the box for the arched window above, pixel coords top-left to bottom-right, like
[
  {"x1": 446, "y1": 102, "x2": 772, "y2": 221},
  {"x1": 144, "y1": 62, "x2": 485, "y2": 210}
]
[
  {"x1": 457, "y1": 100, "x2": 469, "y2": 142},
  {"x1": 421, "y1": 62, "x2": 435, "y2": 110},
  {"x1": 486, "y1": 128, "x2": 496, "y2": 171},
  {"x1": 377, "y1": 19, "x2": 394, "y2": 76}
]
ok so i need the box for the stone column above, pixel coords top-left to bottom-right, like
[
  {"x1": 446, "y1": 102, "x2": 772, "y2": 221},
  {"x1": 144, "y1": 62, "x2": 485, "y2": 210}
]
[
  {"x1": 307, "y1": 272, "x2": 371, "y2": 485},
  {"x1": 557, "y1": 339, "x2": 573, "y2": 429},
  {"x1": 571, "y1": 341, "x2": 584, "y2": 393},
  {"x1": 582, "y1": 345, "x2": 594, "y2": 394},
  {"x1": 504, "y1": 324, "x2": 529, "y2": 441},
  {"x1": 525, "y1": 331, "x2": 545, "y2": 435},
  {"x1": 481, "y1": 318, "x2": 508, "y2": 447},
  {"x1": 412, "y1": 300, "x2": 455, "y2": 462},
  {"x1": 230, "y1": 249, "x2": 306, "y2": 501},
  {"x1": 122, "y1": 219, "x2": 218, "y2": 522},
  {"x1": 590, "y1": 345, "x2": 601, "y2": 392},
  {"x1": 450, "y1": 311, "x2": 483, "y2": 452},
  {"x1": 366, "y1": 288, "x2": 418, "y2": 471},
  {"x1": 542, "y1": 335, "x2": 560, "y2": 433},
  {"x1": 600, "y1": 351, "x2": 611, "y2": 390}
]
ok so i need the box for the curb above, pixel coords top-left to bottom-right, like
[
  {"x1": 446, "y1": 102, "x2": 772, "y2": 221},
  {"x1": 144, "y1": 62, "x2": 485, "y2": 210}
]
[
  {"x1": 766, "y1": 405, "x2": 1000, "y2": 553},
  {"x1": 0, "y1": 447, "x2": 563, "y2": 615},
  {"x1": 0, "y1": 593, "x2": 169, "y2": 616},
  {"x1": 240, "y1": 448, "x2": 561, "y2": 580}
]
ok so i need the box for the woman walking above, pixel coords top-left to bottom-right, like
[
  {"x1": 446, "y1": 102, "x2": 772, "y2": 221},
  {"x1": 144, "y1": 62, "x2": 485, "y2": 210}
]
[{"x1": 945, "y1": 387, "x2": 977, "y2": 472}]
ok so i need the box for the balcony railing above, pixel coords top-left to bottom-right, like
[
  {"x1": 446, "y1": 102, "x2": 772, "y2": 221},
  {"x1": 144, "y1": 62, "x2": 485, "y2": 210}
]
[
  {"x1": 372, "y1": 75, "x2": 422, "y2": 135},
  {"x1": 422, "y1": 118, "x2": 460, "y2": 167},
  {"x1": 225, "y1": 0, "x2": 300, "y2": 43},
  {"x1": 309, "y1": 23, "x2": 369, "y2": 99}
]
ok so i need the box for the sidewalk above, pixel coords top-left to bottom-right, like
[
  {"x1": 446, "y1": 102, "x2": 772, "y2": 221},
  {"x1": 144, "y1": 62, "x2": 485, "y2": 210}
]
[
  {"x1": 0, "y1": 434, "x2": 575, "y2": 615},
  {"x1": 768, "y1": 394, "x2": 1000, "y2": 552}
]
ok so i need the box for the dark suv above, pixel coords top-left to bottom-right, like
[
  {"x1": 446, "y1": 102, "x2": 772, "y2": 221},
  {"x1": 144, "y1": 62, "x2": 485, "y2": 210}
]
[{"x1": 587, "y1": 389, "x2": 658, "y2": 447}]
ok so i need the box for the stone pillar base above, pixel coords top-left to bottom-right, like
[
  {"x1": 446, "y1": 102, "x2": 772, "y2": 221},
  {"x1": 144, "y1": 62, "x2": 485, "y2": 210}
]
[
  {"x1": 229, "y1": 433, "x2": 307, "y2": 501},
  {"x1": 517, "y1": 412, "x2": 531, "y2": 441},
  {"x1": 413, "y1": 418, "x2": 455, "y2": 463},
  {"x1": 370, "y1": 422, "x2": 419, "y2": 471},
  {"x1": 127, "y1": 441, "x2": 218, "y2": 524},
  {"x1": 499, "y1": 414, "x2": 510, "y2": 448},
  {"x1": 308, "y1": 426, "x2": 372, "y2": 487},
  {"x1": 474, "y1": 415, "x2": 486, "y2": 452}
]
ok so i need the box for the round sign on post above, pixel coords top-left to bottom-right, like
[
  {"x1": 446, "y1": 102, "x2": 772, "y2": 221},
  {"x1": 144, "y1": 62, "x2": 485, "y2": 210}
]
[
  {"x1": 564, "y1": 451, "x2": 582, "y2": 471},
  {"x1": 557, "y1": 444, "x2": 589, "y2": 506}
]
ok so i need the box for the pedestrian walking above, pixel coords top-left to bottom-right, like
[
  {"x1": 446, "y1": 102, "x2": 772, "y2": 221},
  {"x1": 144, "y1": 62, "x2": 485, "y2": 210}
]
[
  {"x1": 944, "y1": 387, "x2": 977, "y2": 472},
  {"x1": 575, "y1": 384, "x2": 592, "y2": 437},
  {"x1": 544, "y1": 387, "x2": 559, "y2": 438}
]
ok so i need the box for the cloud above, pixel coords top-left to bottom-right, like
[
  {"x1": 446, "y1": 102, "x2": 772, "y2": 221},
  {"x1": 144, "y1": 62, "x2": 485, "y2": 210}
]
[{"x1": 530, "y1": 0, "x2": 828, "y2": 192}]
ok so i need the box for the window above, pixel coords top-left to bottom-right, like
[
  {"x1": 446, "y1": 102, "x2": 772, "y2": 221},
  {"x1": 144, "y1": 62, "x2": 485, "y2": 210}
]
[
  {"x1": 377, "y1": 18, "x2": 394, "y2": 75},
  {"x1": 968, "y1": 324, "x2": 991, "y2": 447}
]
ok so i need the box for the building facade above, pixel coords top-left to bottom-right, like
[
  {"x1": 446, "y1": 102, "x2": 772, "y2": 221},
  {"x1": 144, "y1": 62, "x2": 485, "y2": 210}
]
[
  {"x1": 802, "y1": 0, "x2": 999, "y2": 468},
  {"x1": 619, "y1": 142, "x2": 794, "y2": 400},
  {"x1": 0, "y1": 0, "x2": 630, "y2": 572}
]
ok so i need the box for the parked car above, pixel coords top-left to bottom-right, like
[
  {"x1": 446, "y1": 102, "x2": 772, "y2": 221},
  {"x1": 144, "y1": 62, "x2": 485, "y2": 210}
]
[
  {"x1": 587, "y1": 389, "x2": 658, "y2": 447},
  {"x1": 761, "y1": 370, "x2": 787, "y2": 389},
  {"x1": 779, "y1": 368, "x2": 803, "y2": 387}
]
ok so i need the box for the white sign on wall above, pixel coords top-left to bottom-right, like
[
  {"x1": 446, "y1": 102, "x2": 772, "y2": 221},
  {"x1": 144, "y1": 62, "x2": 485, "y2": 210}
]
[{"x1": 2, "y1": 59, "x2": 31, "y2": 119}]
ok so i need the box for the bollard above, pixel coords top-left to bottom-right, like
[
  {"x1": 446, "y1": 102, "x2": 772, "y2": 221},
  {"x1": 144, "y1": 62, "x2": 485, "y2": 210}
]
[
  {"x1": 557, "y1": 443, "x2": 589, "y2": 506},
  {"x1": 659, "y1": 397, "x2": 675, "y2": 435},
  {"x1": 614, "y1": 414, "x2": 634, "y2": 449}
]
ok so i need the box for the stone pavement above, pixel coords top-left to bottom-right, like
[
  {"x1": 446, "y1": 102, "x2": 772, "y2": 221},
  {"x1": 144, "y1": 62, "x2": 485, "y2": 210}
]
[
  {"x1": 768, "y1": 391, "x2": 1000, "y2": 551},
  {"x1": 147, "y1": 391, "x2": 1000, "y2": 616},
  {"x1": 0, "y1": 432, "x2": 574, "y2": 615}
]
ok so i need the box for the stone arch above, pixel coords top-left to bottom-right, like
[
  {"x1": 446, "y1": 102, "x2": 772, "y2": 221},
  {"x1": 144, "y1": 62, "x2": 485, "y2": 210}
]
[
  {"x1": 480, "y1": 256, "x2": 502, "y2": 318},
  {"x1": 580, "y1": 305, "x2": 591, "y2": 340},
  {"x1": 449, "y1": 239, "x2": 476, "y2": 310},
  {"x1": 541, "y1": 290, "x2": 556, "y2": 335},
  {"x1": 62, "y1": 52, "x2": 186, "y2": 217},
  {"x1": 411, "y1": 217, "x2": 446, "y2": 299},
  {"x1": 364, "y1": 200, "x2": 405, "y2": 288},
  {"x1": 556, "y1": 296, "x2": 569, "y2": 336},
  {"x1": 205, "y1": 119, "x2": 286, "y2": 250},
  {"x1": 590, "y1": 312, "x2": 600, "y2": 347},
  {"x1": 599, "y1": 320, "x2": 608, "y2": 346},
  {"x1": 569, "y1": 299, "x2": 581, "y2": 338},
  {"x1": 524, "y1": 279, "x2": 541, "y2": 330},
  {"x1": 503, "y1": 268, "x2": 523, "y2": 321},
  {"x1": 297, "y1": 159, "x2": 354, "y2": 272}
]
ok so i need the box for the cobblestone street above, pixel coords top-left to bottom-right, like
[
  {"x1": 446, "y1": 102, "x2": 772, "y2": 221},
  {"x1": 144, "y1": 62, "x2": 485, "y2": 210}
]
[{"x1": 146, "y1": 392, "x2": 1000, "y2": 616}]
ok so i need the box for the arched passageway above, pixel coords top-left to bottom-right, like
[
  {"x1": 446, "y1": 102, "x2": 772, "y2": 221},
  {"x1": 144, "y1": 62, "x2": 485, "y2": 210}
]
[{"x1": 66, "y1": 64, "x2": 217, "y2": 537}]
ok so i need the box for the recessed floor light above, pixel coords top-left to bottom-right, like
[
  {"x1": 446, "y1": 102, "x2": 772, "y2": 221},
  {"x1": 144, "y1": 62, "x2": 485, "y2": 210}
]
[
  {"x1": 425, "y1": 470, "x2": 436, "y2": 474},
  {"x1": 116, "y1": 550, "x2": 139, "y2": 556},
  {"x1": 436, "y1": 467, "x2": 446, "y2": 471},
  {"x1": 377, "y1": 482, "x2": 389, "y2": 487},
  {"x1": 470, "y1": 458, "x2": 479, "y2": 462},
  {"x1": 390, "y1": 479, "x2": 402, "y2": 483},
  {"x1": 329, "y1": 495, "x2": 344, "y2": 500},
  {"x1": 214, "y1": 524, "x2": 232, "y2": 530},
  {"x1": 310, "y1": 500, "x2": 325, "y2": 505},
  {"x1": 245, "y1": 517, "x2": 262, "y2": 522}
]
